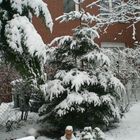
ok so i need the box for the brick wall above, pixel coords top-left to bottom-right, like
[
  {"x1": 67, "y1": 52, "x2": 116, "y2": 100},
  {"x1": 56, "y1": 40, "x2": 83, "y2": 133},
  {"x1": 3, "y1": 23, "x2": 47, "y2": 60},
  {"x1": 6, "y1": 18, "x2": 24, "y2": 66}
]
[{"x1": 33, "y1": 0, "x2": 140, "y2": 47}]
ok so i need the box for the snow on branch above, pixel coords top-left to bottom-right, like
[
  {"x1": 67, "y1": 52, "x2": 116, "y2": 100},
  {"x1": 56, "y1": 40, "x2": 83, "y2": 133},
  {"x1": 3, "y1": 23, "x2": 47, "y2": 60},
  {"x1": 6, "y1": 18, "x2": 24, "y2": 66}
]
[
  {"x1": 55, "y1": 70, "x2": 67, "y2": 79},
  {"x1": 56, "y1": 11, "x2": 99, "y2": 24},
  {"x1": 100, "y1": 94, "x2": 120, "y2": 118},
  {"x1": 82, "y1": 50, "x2": 111, "y2": 67},
  {"x1": 55, "y1": 90, "x2": 100, "y2": 116},
  {"x1": 109, "y1": 76, "x2": 126, "y2": 98},
  {"x1": 43, "y1": 79, "x2": 66, "y2": 101},
  {"x1": 63, "y1": 69, "x2": 93, "y2": 92},
  {"x1": 98, "y1": 72, "x2": 109, "y2": 91},
  {"x1": 5, "y1": 15, "x2": 47, "y2": 63},
  {"x1": 10, "y1": 0, "x2": 53, "y2": 32},
  {"x1": 82, "y1": 90, "x2": 100, "y2": 106},
  {"x1": 55, "y1": 93, "x2": 85, "y2": 116},
  {"x1": 87, "y1": 0, "x2": 100, "y2": 8},
  {"x1": 100, "y1": 94, "x2": 113, "y2": 104},
  {"x1": 49, "y1": 36, "x2": 73, "y2": 47},
  {"x1": 74, "y1": 26, "x2": 99, "y2": 40}
]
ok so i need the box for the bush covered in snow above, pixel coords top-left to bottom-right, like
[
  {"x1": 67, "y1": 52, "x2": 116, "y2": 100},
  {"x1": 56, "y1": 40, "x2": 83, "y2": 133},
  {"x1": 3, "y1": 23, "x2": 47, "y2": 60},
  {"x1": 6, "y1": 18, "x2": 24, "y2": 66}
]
[
  {"x1": 101, "y1": 47, "x2": 140, "y2": 86},
  {"x1": 78, "y1": 126, "x2": 105, "y2": 140}
]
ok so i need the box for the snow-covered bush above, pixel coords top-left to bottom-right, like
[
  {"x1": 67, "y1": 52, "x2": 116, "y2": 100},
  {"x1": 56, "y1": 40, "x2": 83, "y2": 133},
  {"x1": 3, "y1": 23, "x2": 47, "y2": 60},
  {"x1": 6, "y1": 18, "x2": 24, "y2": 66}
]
[
  {"x1": 79, "y1": 126, "x2": 105, "y2": 140},
  {"x1": 101, "y1": 48, "x2": 139, "y2": 85},
  {"x1": 101, "y1": 46, "x2": 140, "y2": 110},
  {"x1": 39, "y1": 0, "x2": 125, "y2": 130},
  {"x1": 0, "y1": 0, "x2": 53, "y2": 86}
]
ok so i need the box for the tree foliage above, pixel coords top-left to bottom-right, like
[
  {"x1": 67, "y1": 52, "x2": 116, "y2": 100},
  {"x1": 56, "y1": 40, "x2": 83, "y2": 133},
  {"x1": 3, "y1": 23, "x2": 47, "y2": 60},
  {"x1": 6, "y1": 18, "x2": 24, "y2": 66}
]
[
  {"x1": 39, "y1": 0, "x2": 125, "y2": 129},
  {"x1": 0, "y1": 0, "x2": 53, "y2": 85}
]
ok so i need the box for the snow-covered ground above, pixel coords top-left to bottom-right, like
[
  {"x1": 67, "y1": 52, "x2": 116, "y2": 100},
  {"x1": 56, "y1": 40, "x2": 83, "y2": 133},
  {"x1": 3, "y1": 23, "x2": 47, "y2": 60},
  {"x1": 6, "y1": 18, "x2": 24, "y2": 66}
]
[
  {"x1": 0, "y1": 102, "x2": 53, "y2": 140},
  {"x1": 106, "y1": 102, "x2": 140, "y2": 140},
  {"x1": 0, "y1": 102, "x2": 21, "y2": 126},
  {"x1": 1, "y1": 101, "x2": 140, "y2": 140}
]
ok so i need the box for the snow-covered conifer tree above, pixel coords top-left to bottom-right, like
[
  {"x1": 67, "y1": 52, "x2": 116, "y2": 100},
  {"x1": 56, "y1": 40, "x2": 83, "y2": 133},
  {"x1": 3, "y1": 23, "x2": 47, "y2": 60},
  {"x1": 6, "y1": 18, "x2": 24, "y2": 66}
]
[
  {"x1": 0, "y1": 0, "x2": 53, "y2": 86},
  {"x1": 39, "y1": 0, "x2": 125, "y2": 130}
]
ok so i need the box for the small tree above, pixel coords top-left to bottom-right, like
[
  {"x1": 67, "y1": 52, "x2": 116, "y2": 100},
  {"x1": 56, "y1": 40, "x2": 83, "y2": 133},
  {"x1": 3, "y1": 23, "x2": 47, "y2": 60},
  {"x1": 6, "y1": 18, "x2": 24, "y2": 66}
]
[{"x1": 39, "y1": 0, "x2": 125, "y2": 130}]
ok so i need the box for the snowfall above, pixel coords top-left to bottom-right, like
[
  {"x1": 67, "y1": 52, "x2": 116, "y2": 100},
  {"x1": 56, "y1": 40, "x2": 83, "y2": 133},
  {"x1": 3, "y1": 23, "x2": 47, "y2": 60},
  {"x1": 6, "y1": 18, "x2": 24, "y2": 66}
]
[{"x1": 0, "y1": 101, "x2": 140, "y2": 140}]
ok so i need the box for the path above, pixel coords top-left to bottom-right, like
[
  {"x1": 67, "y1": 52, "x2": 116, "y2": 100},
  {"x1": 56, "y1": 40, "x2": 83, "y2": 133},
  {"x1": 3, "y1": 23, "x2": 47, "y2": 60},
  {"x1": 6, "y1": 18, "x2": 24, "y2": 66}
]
[{"x1": 106, "y1": 102, "x2": 140, "y2": 140}]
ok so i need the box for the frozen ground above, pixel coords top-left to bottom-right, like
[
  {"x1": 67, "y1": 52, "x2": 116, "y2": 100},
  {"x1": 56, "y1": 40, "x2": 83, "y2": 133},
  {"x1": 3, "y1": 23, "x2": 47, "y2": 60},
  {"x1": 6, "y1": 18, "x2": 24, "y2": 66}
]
[
  {"x1": 0, "y1": 111, "x2": 40, "y2": 140},
  {"x1": 0, "y1": 101, "x2": 140, "y2": 140},
  {"x1": 106, "y1": 101, "x2": 140, "y2": 140},
  {"x1": 0, "y1": 102, "x2": 50, "y2": 140}
]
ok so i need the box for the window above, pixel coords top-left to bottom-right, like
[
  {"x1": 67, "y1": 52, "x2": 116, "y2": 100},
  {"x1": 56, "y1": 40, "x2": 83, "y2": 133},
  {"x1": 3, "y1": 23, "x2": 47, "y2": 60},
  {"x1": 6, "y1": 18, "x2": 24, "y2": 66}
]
[
  {"x1": 64, "y1": 0, "x2": 80, "y2": 13},
  {"x1": 101, "y1": 42, "x2": 125, "y2": 50},
  {"x1": 100, "y1": 0, "x2": 121, "y2": 13},
  {"x1": 64, "y1": 0, "x2": 75, "y2": 13}
]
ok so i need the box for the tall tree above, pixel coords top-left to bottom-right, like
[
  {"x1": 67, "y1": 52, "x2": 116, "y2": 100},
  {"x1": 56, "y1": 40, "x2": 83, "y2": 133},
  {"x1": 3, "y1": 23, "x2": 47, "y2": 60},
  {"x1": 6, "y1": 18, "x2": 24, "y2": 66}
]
[
  {"x1": 0, "y1": 0, "x2": 53, "y2": 86},
  {"x1": 39, "y1": 0, "x2": 125, "y2": 130}
]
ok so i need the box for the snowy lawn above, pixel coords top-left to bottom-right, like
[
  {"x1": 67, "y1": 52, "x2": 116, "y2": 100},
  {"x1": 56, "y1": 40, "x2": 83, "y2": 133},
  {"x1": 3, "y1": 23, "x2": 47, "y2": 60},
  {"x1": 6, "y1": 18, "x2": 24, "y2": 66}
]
[
  {"x1": 106, "y1": 102, "x2": 140, "y2": 140},
  {"x1": 0, "y1": 102, "x2": 51, "y2": 140},
  {"x1": 1, "y1": 102, "x2": 140, "y2": 140},
  {"x1": 0, "y1": 111, "x2": 39, "y2": 140}
]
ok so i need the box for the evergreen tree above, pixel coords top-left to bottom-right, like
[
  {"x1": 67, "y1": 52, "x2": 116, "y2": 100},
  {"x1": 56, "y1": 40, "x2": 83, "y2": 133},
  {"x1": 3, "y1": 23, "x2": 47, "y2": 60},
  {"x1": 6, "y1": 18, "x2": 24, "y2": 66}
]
[
  {"x1": 0, "y1": 0, "x2": 53, "y2": 86},
  {"x1": 39, "y1": 0, "x2": 125, "y2": 130}
]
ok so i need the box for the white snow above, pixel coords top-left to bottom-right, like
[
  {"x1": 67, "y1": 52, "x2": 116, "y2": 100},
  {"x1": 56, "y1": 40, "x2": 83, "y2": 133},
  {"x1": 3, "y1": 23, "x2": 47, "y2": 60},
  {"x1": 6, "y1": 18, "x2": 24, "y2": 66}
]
[
  {"x1": 132, "y1": 24, "x2": 136, "y2": 40},
  {"x1": 106, "y1": 102, "x2": 140, "y2": 140},
  {"x1": 55, "y1": 92, "x2": 85, "y2": 116},
  {"x1": 82, "y1": 50, "x2": 111, "y2": 67},
  {"x1": 110, "y1": 76, "x2": 126, "y2": 97},
  {"x1": 45, "y1": 79, "x2": 65, "y2": 100},
  {"x1": 49, "y1": 36, "x2": 73, "y2": 47},
  {"x1": 1, "y1": 102, "x2": 140, "y2": 140},
  {"x1": 0, "y1": 102, "x2": 21, "y2": 125},
  {"x1": 74, "y1": 27, "x2": 99, "y2": 40},
  {"x1": 16, "y1": 136, "x2": 35, "y2": 140},
  {"x1": 10, "y1": 0, "x2": 53, "y2": 32},
  {"x1": 56, "y1": 11, "x2": 99, "y2": 24},
  {"x1": 63, "y1": 69, "x2": 92, "y2": 92},
  {"x1": 5, "y1": 15, "x2": 47, "y2": 63}
]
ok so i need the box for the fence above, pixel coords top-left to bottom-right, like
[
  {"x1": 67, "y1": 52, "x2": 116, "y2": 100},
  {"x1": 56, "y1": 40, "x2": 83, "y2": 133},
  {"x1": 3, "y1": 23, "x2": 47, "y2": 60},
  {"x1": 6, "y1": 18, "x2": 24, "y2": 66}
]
[
  {"x1": 125, "y1": 78, "x2": 140, "y2": 103},
  {"x1": 0, "y1": 102, "x2": 39, "y2": 133},
  {"x1": 0, "y1": 102, "x2": 21, "y2": 130}
]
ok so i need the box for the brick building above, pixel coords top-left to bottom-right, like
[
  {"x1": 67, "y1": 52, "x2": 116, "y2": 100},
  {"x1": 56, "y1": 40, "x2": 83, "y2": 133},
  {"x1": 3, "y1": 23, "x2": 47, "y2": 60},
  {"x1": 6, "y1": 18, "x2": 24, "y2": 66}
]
[{"x1": 33, "y1": 0, "x2": 140, "y2": 48}]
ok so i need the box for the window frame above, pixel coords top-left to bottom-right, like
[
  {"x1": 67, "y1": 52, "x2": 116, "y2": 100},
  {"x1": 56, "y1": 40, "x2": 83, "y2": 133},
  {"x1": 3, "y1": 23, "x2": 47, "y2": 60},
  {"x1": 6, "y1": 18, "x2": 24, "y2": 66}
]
[{"x1": 63, "y1": 0, "x2": 80, "y2": 13}]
